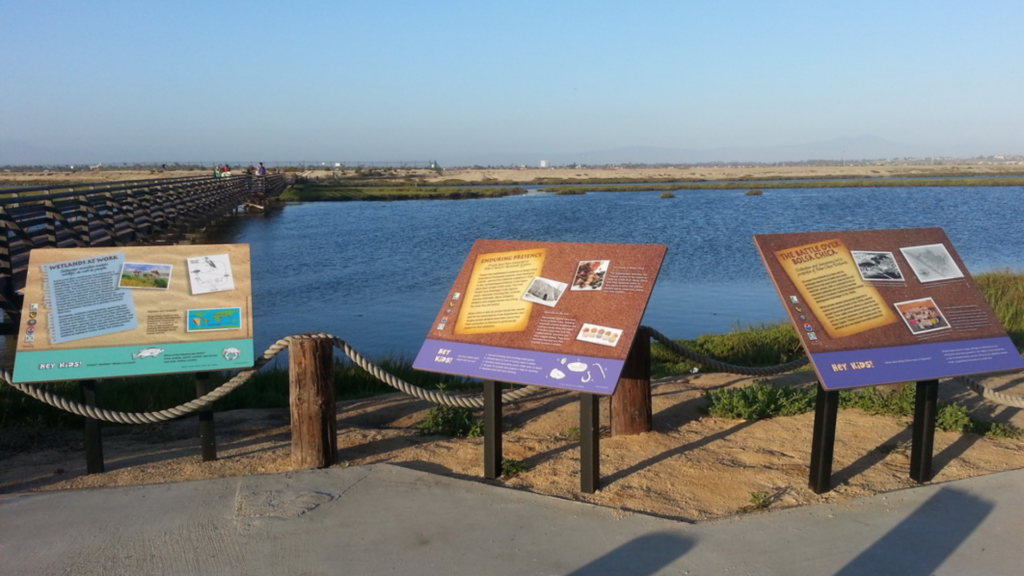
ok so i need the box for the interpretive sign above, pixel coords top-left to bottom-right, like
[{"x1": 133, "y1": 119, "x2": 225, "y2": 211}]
[
  {"x1": 13, "y1": 245, "x2": 254, "y2": 382},
  {"x1": 754, "y1": 228, "x2": 1024, "y2": 390},
  {"x1": 413, "y1": 240, "x2": 666, "y2": 394}
]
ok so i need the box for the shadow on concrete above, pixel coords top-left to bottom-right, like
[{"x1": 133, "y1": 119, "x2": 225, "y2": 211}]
[
  {"x1": 832, "y1": 487, "x2": 992, "y2": 576},
  {"x1": 564, "y1": 531, "x2": 694, "y2": 576}
]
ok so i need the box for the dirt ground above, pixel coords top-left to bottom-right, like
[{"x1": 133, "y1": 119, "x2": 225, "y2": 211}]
[
  {"x1": 2, "y1": 163, "x2": 1022, "y2": 187},
  {"x1": 3, "y1": 371, "x2": 1023, "y2": 522}
]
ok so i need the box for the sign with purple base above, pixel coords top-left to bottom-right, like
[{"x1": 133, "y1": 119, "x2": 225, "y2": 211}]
[
  {"x1": 754, "y1": 228, "x2": 1024, "y2": 390},
  {"x1": 415, "y1": 339, "x2": 625, "y2": 394},
  {"x1": 413, "y1": 240, "x2": 666, "y2": 394}
]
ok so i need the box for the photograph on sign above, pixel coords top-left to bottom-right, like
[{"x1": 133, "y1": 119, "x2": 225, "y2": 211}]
[
  {"x1": 119, "y1": 262, "x2": 173, "y2": 290},
  {"x1": 754, "y1": 228, "x2": 1023, "y2": 389},
  {"x1": 414, "y1": 240, "x2": 666, "y2": 394},
  {"x1": 13, "y1": 244, "x2": 254, "y2": 383}
]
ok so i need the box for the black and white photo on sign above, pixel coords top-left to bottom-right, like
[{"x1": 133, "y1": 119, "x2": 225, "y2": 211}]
[
  {"x1": 522, "y1": 277, "x2": 568, "y2": 307},
  {"x1": 851, "y1": 250, "x2": 904, "y2": 281},
  {"x1": 894, "y1": 297, "x2": 951, "y2": 334},
  {"x1": 899, "y1": 244, "x2": 964, "y2": 283},
  {"x1": 187, "y1": 254, "x2": 235, "y2": 295},
  {"x1": 571, "y1": 260, "x2": 610, "y2": 290}
]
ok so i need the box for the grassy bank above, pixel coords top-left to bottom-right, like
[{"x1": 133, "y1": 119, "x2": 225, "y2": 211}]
[
  {"x1": 542, "y1": 176, "x2": 1024, "y2": 194},
  {"x1": 279, "y1": 182, "x2": 525, "y2": 201}
]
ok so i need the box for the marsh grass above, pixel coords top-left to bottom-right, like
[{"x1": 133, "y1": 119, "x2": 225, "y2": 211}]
[{"x1": 280, "y1": 183, "x2": 525, "y2": 201}]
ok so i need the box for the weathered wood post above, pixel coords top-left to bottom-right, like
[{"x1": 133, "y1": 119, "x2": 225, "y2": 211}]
[
  {"x1": 611, "y1": 326, "x2": 652, "y2": 435},
  {"x1": 289, "y1": 336, "x2": 337, "y2": 469}
]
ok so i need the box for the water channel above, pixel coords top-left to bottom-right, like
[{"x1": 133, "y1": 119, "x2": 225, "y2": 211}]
[{"x1": 199, "y1": 185, "x2": 1024, "y2": 360}]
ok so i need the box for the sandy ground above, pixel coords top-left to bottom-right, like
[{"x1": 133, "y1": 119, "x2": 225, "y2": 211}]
[
  {"x1": 2, "y1": 164, "x2": 1022, "y2": 187},
  {"x1": 3, "y1": 371, "x2": 1023, "y2": 522}
]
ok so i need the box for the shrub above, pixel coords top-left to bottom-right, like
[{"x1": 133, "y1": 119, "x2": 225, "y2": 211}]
[{"x1": 704, "y1": 382, "x2": 815, "y2": 420}]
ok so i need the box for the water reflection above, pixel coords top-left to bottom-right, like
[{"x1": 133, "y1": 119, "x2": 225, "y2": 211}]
[{"x1": 199, "y1": 185, "x2": 1024, "y2": 358}]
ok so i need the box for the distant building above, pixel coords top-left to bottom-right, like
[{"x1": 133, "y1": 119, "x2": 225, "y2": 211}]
[{"x1": 539, "y1": 160, "x2": 548, "y2": 168}]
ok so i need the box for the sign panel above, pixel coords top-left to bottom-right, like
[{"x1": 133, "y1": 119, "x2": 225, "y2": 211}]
[
  {"x1": 13, "y1": 245, "x2": 254, "y2": 382},
  {"x1": 754, "y1": 228, "x2": 1024, "y2": 390},
  {"x1": 413, "y1": 240, "x2": 666, "y2": 394}
]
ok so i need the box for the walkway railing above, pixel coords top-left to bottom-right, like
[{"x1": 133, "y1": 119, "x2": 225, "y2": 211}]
[{"x1": 0, "y1": 174, "x2": 287, "y2": 323}]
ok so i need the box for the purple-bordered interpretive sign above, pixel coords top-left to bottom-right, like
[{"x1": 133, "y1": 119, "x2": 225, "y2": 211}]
[
  {"x1": 413, "y1": 240, "x2": 666, "y2": 394},
  {"x1": 754, "y1": 228, "x2": 1024, "y2": 390}
]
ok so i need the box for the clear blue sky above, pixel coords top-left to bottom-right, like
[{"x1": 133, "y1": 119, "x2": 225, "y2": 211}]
[{"x1": 3, "y1": 1, "x2": 1022, "y2": 165}]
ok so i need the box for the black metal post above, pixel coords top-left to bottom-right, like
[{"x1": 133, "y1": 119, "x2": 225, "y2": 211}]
[
  {"x1": 483, "y1": 380, "x2": 502, "y2": 479},
  {"x1": 196, "y1": 372, "x2": 217, "y2": 462},
  {"x1": 580, "y1": 393, "x2": 600, "y2": 493},
  {"x1": 80, "y1": 379, "x2": 104, "y2": 474},
  {"x1": 910, "y1": 379, "x2": 939, "y2": 483},
  {"x1": 808, "y1": 383, "x2": 839, "y2": 494}
]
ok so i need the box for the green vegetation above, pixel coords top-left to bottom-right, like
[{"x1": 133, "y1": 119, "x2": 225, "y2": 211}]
[
  {"x1": 541, "y1": 176, "x2": 1024, "y2": 194},
  {"x1": 975, "y1": 270, "x2": 1024, "y2": 350},
  {"x1": 704, "y1": 381, "x2": 814, "y2": 420},
  {"x1": 651, "y1": 322, "x2": 805, "y2": 378},
  {"x1": 279, "y1": 182, "x2": 525, "y2": 201},
  {"x1": 500, "y1": 458, "x2": 528, "y2": 478},
  {"x1": 703, "y1": 381, "x2": 1021, "y2": 438},
  {"x1": 744, "y1": 490, "x2": 772, "y2": 512},
  {"x1": 417, "y1": 405, "x2": 483, "y2": 437}
]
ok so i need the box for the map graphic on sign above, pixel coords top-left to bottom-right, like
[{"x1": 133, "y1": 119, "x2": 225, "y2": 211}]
[{"x1": 414, "y1": 240, "x2": 666, "y2": 394}]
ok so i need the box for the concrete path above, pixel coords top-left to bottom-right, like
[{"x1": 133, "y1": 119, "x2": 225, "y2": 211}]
[{"x1": 1, "y1": 464, "x2": 1021, "y2": 575}]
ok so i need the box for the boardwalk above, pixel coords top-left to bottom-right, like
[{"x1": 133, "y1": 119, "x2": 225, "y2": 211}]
[{"x1": 0, "y1": 174, "x2": 287, "y2": 329}]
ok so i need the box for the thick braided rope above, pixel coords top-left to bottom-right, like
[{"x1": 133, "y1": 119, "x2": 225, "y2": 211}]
[
  {"x1": 647, "y1": 326, "x2": 1024, "y2": 407},
  {"x1": 0, "y1": 332, "x2": 538, "y2": 424},
  {"x1": 952, "y1": 374, "x2": 1024, "y2": 409},
  {"x1": 302, "y1": 332, "x2": 539, "y2": 408},
  {"x1": 645, "y1": 326, "x2": 810, "y2": 376}
]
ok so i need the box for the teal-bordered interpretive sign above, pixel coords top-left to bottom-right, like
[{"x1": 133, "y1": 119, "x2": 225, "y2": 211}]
[{"x1": 12, "y1": 245, "x2": 254, "y2": 382}]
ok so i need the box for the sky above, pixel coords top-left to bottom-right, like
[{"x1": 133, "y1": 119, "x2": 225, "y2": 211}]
[{"x1": 2, "y1": 1, "x2": 1023, "y2": 166}]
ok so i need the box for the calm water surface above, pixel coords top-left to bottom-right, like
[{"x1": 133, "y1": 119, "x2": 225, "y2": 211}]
[{"x1": 204, "y1": 186, "x2": 1024, "y2": 359}]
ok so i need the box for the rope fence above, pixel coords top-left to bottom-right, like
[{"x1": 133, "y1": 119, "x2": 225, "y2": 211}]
[{"x1": 3, "y1": 328, "x2": 1024, "y2": 425}]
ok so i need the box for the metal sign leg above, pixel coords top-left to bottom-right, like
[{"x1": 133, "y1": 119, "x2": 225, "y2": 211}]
[
  {"x1": 910, "y1": 379, "x2": 938, "y2": 483},
  {"x1": 809, "y1": 384, "x2": 839, "y2": 494},
  {"x1": 483, "y1": 380, "x2": 502, "y2": 479},
  {"x1": 580, "y1": 393, "x2": 600, "y2": 493}
]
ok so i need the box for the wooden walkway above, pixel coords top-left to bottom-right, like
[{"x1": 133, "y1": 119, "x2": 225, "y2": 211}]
[{"x1": 0, "y1": 174, "x2": 288, "y2": 329}]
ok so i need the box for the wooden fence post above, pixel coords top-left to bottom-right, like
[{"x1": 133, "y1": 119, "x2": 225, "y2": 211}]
[
  {"x1": 611, "y1": 327, "x2": 652, "y2": 435},
  {"x1": 289, "y1": 337, "x2": 337, "y2": 469}
]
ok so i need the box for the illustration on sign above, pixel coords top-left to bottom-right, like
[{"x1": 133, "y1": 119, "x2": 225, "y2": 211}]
[
  {"x1": 754, "y1": 228, "x2": 1024, "y2": 389},
  {"x1": 13, "y1": 244, "x2": 254, "y2": 383},
  {"x1": 414, "y1": 240, "x2": 667, "y2": 394}
]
